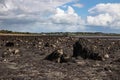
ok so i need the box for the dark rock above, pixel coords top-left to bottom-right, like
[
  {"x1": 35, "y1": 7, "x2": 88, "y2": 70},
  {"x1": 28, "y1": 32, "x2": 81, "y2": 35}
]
[
  {"x1": 73, "y1": 38, "x2": 111, "y2": 60},
  {"x1": 45, "y1": 48, "x2": 70, "y2": 63},
  {"x1": 2, "y1": 52, "x2": 9, "y2": 58},
  {"x1": 113, "y1": 58, "x2": 120, "y2": 63},
  {"x1": 61, "y1": 54, "x2": 71, "y2": 62},
  {"x1": 5, "y1": 42, "x2": 14, "y2": 47},
  {"x1": 45, "y1": 48, "x2": 63, "y2": 63},
  {"x1": 44, "y1": 42, "x2": 50, "y2": 47}
]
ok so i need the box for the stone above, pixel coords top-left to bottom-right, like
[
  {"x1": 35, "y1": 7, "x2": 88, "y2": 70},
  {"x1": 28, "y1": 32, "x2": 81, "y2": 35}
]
[
  {"x1": 8, "y1": 48, "x2": 20, "y2": 54},
  {"x1": 51, "y1": 44, "x2": 56, "y2": 48},
  {"x1": 2, "y1": 52, "x2": 9, "y2": 58},
  {"x1": 44, "y1": 42, "x2": 50, "y2": 47},
  {"x1": 104, "y1": 54, "x2": 109, "y2": 59},
  {"x1": 45, "y1": 48, "x2": 70, "y2": 63},
  {"x1": 5, "y1": 42, "x2": 14, "y2": 47},
  {"x1": 39, "y1": 42, "x2": 42, "y2": 45},
  {"x1": 2, "y1": 48, "x2": 20, "y2": 58},
  {"x1": 73, "y1": 38, "x2": 111, "y2": 60},
  {"x1": 61, "y1": 54, "x2": 71, "y2": 62},
  {"x1": 45, "y1": 48, "x2": 63, "y2": 63},
  {"x1": 14, "y1": 49, "x2": 20, "y2": 54}
]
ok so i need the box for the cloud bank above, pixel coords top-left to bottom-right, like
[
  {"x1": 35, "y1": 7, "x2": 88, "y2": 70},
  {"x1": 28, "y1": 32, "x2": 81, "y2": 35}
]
[
  {"x1": 0, "y1": 0, "x2": 120, "y2": 33},
  {"x1": 87, "y1": 3, "x2": 120, "y2": 29},
  {"x1": 0, "y1": 0, "x2": 86, "y2": 32}
]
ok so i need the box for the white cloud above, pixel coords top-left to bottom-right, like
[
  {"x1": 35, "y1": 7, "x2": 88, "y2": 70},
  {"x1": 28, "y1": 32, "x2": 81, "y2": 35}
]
[
  {"x1": 72, "y1": 3, "x2": 83, "y2": 8},
  {"x1": 0, "y1": 0, "x2": 71, "y2": 11},
  {"x1": 87, "y1": 3, "x2": 120, "y2": 29},
  {"x1": 0, "y1": 0, "x2": 78, "y2": 32},
  {"x1": 29, "y1": 6, "x2": 85, "y2": 32},
  {"x1": 49, "y1": 6, "x2": 85, "y2": 31},
  {"x1": 88, "y1": 3, "x2": 120, "y2": 16},
  {"x1": 50, "y1": 6, "x2": 84, "y2": 25},
  {"x1": 0, "y1": 0, "x2": 85, "y2": 32},
  {"x1": 87, "y1": 13, "x2": 112, "y2": 26}
]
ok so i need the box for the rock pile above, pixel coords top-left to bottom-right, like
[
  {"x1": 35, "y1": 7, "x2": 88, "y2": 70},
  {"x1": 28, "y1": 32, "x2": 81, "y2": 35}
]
[{"x1": 2, "y1": 48, "x2": 20, "y2": 58}]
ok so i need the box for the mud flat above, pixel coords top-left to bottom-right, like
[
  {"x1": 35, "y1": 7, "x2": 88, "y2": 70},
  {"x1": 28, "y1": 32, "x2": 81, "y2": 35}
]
[{"x1": 0, "y1": 35, "x2": 120, "y2": 80}]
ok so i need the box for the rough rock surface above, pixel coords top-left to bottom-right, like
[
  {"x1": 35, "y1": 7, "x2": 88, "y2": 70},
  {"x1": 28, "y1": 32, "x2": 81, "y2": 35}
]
[
  {"x1": 45, "y1": 48, "x2": 71, "y2": 63},
  {"x1": 73, "y1": 38, "x2": 120, "y2": 60},
  {"x1": 0, "y1": 35, "x2": 120, "y2": 80}
]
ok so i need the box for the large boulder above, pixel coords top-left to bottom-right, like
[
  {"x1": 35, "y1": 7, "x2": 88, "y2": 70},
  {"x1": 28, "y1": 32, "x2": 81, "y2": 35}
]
[
  {"x1": 45, "y1": 48, "x2": 70, "y2": 63},
  {"x1": 73, "y1": 38, "x2": 115, "y2": 60}
]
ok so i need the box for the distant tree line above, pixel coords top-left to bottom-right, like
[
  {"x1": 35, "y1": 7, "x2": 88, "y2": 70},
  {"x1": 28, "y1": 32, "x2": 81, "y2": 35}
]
[
  {"x1": 0, "y1": 30, "x2": 30, "y2": 34},
  {"x1": 0, "y1": 30, "x2": 13, "y2": 33},
  {"x1": 0, "y1": 30, "x2": 119, "y2": 36},
  {"x1": 40, "y1": 32, "x2": 120, "y2": 36}
]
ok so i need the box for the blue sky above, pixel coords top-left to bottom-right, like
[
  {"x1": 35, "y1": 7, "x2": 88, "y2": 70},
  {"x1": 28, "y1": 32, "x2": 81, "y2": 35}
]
[
  {"x1": 71, "y1": 0, "x2": 120, "y2": 15},
  {"x1": 0, "y1": 0, "x2": 120, "y2": 33}
]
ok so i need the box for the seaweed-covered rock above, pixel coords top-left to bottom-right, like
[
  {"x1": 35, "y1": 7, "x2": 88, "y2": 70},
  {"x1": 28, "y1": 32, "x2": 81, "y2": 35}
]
[
  {"x1": 73, "y1": 38, "x2": 116, "y2": 60},
  {"x1": 45, "y1": 48, "x2": 70, "y2": 63}
]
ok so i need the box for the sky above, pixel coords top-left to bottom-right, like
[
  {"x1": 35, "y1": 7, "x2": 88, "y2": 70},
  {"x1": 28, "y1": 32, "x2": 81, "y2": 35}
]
[{"x1": 0, "y1": 0, "x2": 120, "y2": 33}]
